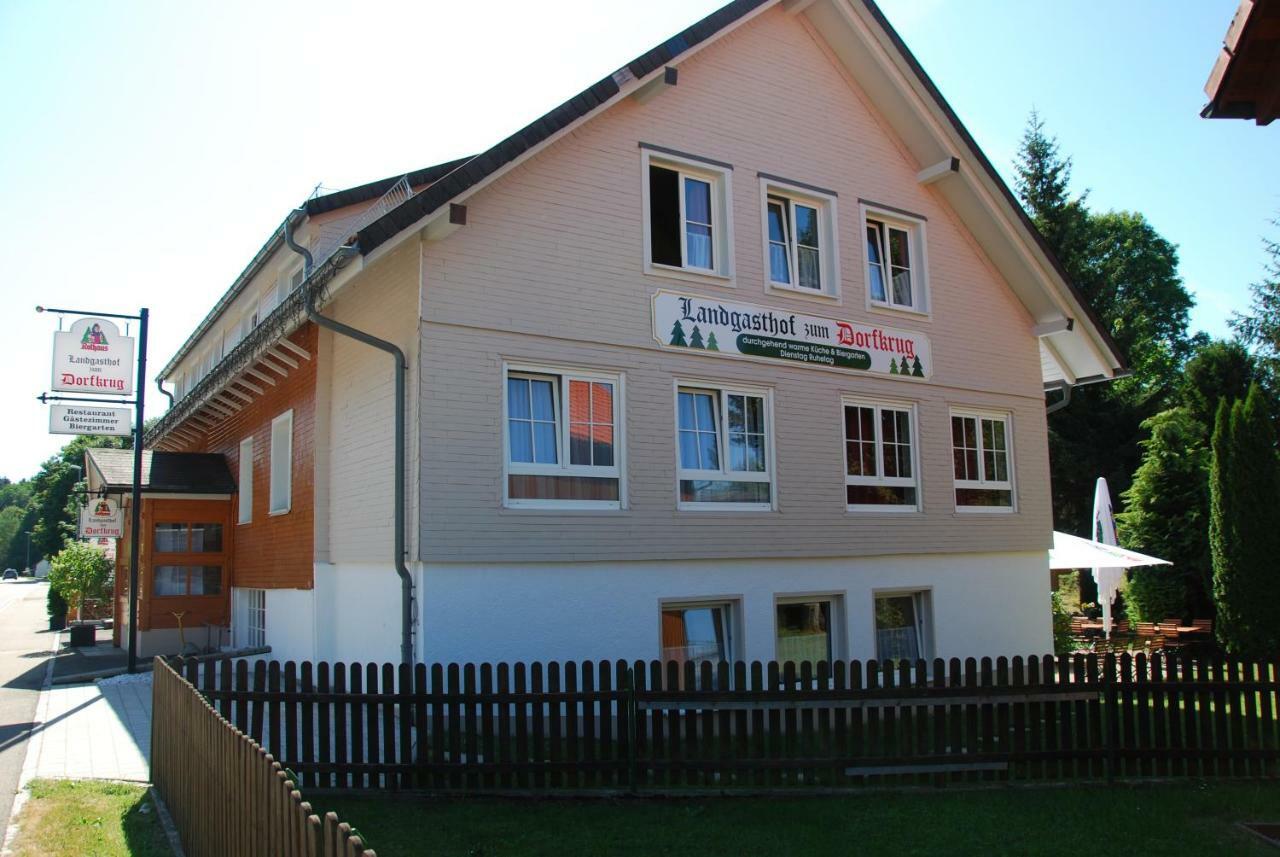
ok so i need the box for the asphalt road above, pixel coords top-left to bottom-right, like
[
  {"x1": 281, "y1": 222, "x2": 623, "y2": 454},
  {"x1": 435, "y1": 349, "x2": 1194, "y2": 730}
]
[{"x1": 0, "y1": 579, "x2": 54, "y2": 832}]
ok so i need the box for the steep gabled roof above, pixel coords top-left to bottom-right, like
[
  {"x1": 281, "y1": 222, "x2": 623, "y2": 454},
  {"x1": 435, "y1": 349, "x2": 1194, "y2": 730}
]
[{"x1": 351, "y1": 0, "x2": 1124, "y2": 385}]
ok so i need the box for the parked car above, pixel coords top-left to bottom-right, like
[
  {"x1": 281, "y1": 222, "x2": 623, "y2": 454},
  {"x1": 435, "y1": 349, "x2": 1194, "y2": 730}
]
[{"x1": 2, "y1": 568, "x2": 17, "y2": 580}]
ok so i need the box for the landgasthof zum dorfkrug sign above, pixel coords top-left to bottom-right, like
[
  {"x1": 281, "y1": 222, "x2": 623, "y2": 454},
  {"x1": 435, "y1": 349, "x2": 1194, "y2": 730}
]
[
  {"x1": 51, "y1": 317, "x2": 135, "y2": 396},
  {"x1": 79, "y1": 497, "x2": 123, "y2": 539},
  {"x1": 652, "y1": 290, "x2": 932, "y2": 378}
]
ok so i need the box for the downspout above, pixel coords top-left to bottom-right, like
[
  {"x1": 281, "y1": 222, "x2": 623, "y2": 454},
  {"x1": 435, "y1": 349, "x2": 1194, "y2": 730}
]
[
  {"x1": 156, "y1": 378, "x2": 174, "y2": 408},
  {"x1": 285, "y1": 212, "x2": 415, "y2": 666}
]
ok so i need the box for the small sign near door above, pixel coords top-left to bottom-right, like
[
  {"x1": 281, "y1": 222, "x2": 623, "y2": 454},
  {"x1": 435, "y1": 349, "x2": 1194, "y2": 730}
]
[{"x1": 79, "y1": 497, "x2": 124, "y2": 539}]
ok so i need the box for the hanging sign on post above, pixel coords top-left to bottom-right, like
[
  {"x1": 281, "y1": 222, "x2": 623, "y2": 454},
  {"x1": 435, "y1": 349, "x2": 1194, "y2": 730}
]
[
  {"x1": 51, "y1": 317, "x2": 135, "y2": 395},
  {"x1": 79, "y1": 497, "x2": 124, "y2": 539},
  {"x1": 49, "y1": 403, "x2": 133, "y2": 436}
]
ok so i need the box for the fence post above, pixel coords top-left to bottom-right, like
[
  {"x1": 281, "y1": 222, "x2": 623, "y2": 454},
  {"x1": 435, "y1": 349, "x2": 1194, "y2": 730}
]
[
  {"x1": 626, "y1": 666, "x2": 638, "y2": 794},
  {"x1": 1103, "y1": 653, "x2": 1118, "y2": 783}
]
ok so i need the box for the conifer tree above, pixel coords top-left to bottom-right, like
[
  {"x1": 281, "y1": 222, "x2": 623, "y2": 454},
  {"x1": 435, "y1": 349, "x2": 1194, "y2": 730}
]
[
  {"x1": 888, "y1": 358, "x2": 898, "y2": 375},
  {"x1": 706, "y1": 331, "x2": 719, "y2": 351},
  {"x1": 669, "y1": 320, "x2": 687, "y2": 347},
  {"x1": 689, "y1": 325, "x2": 705, "y2": 349},
  {"x1": 1211, "y1": 384, "x2": 1280, "y2": 656},
  {"x1": 911, "y1": 355, "x2": 924, "y2": 377}
]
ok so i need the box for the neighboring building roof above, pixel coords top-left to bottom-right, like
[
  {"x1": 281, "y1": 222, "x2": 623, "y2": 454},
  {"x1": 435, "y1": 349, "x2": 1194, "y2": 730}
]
[
  {"x1": 303, "y1": 157, "x2": 473, "y2": 217},
  {"x1": 85, "y1": 448, "x2": 236, "y2": 494},
  {"x1": 1203, "y1": 0, "x2": 1280, "y2": 124}
]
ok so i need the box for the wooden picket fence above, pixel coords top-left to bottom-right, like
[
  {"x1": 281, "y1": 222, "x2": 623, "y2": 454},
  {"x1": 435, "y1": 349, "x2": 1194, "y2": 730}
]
[
  {"x1": 151, "y1": 658, "x2": 377, "y2": 856},
  {"x1": 165, "y1": 653, "x2": 1280, "y2": 795}
]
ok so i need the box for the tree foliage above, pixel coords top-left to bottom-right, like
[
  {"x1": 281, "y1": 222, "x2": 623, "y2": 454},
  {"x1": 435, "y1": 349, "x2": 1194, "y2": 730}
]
[
  {"x1": 1116, "y1": 408, "x2": 1211, "y2": 622},
  {"x1": 1230, "y1": 220, "x2": 1280, "y2": 380},
  {"x1": 47, "y1": 540, "x2": 112, "y2": 621},
  {"x1": 1210, "y1": 384, "x2": 1280, "y2": 657}
]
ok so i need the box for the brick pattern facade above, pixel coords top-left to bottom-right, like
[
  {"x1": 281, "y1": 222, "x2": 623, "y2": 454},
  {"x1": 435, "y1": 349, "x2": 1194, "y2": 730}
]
[{"x1": 167, "y1": 324, "x2": 317, "y2": 590}]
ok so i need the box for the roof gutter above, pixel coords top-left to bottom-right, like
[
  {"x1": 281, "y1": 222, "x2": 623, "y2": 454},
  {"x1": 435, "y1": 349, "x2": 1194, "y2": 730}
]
[{"x1": 284, "y1": 214, "x2": 415, "y2": 667}]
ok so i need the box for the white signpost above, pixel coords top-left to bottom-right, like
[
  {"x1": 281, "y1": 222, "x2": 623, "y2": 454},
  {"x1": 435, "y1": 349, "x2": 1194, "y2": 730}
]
[
  {"x1": 51, "y1": 317, "x2": 135, "y2": 396},
  {"x1": 49, "y1": 403, "x2": 132, "y2": 437},
  {"x1": 79, "y1": 497, "x2": 124, "y2": 539},
  {"x1": 652, "y1": 290, "x2": 933, "y2": 379}
]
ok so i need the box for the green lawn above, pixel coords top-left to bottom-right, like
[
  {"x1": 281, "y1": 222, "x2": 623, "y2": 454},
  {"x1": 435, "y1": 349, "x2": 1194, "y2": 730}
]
[
  {"x1": 8, "y1": 779, "x2": 172, "y2": 857},
  {"x1": 328, "y1": 783, "x2": 1280, "y2": 856}
]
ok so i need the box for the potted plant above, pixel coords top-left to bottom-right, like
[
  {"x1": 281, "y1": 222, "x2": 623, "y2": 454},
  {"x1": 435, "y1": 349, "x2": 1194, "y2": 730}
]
[{"x1": 48, "y1": 542, "x2": 111, "y2": 647}]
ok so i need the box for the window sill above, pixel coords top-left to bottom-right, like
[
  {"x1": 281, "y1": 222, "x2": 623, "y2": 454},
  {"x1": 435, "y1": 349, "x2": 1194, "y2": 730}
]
[
  {"x1": 868, "y1": 300, "x2": 931, "y2": 321},
  {"x1": 645, "y1": 263, "x2": 734, "y2": 290},
  {"x1": 767, "y1": 282, "x2": 841, "y2": 303},
  {"x1": 268, "y1": 508, "x2": 291, "y2": 517},
  {"x1": 846, "y1": 506, "x2": 922, "y2": 515},
  {"x1": 953, "y1": 506, "x2": 1016, "y2": 515},
  {"x1": 676, "y1": 503, "x2": 775, "y2": 513},
  {"x1": 501, "y1": 503, "x2": 625, "y2": 515}
]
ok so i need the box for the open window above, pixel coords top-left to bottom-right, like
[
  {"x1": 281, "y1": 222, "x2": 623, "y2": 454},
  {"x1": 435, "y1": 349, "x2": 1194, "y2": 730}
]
[
  {"x1": 676, "y1": 384, "x2": 773, "y2": 510},
  {"x1": 874, "y1": 590, "x2": 932, "y2": 663},
  {"x1": 776, "y1": 596, "x2": 841, "y2": 667},
  {"x1": 661, "y1": 600, "x2": 736, "y2": 666},
  {"x1": 504, "y1": 365, "x2": 623, "y2": 508},
  {"x1": 643, "y1": 147, "x2": 733, "y2": 282}
]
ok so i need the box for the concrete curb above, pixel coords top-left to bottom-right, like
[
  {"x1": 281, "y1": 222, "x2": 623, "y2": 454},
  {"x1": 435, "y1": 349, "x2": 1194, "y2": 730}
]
[{"x1": 149, "y1": 787, "x2": 187, "y2": 857}]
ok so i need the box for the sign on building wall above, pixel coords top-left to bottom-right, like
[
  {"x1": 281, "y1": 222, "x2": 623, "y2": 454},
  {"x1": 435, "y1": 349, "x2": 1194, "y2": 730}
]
[
  {"x1": 652, "y1": 291, "x2": 932, "y2": 378},
  {"x1": 79, "y1": 497, "x2": 124, "y2": 539},
  {"x1": 51, "y1": 317, "x2": 135, "y2": 395},
  {"x1": 49, "y1": 404, "x2": 133, "y2": 436}
]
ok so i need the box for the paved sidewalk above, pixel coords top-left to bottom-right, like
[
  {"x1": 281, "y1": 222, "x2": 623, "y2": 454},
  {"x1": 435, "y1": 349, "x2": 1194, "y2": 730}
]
[{"x1": 20, "y1": 673, "x2": 152, "y2": 783}]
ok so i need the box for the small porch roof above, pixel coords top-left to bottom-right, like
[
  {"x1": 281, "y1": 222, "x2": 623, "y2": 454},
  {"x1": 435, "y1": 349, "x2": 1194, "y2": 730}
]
[{"x1": 85, "y1": 448, "x2": 236, "y2": 495}]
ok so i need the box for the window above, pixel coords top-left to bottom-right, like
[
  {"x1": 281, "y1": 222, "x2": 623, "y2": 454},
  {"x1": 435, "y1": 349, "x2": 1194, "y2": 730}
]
[
  {"x1": 875, "y1": 591, "x2": 932, "y2": 663},
  {"x1": 864, "y1": 205, "x2": 927, "y2": 313},
  {"x1": 234, "y1": 588, "x2": 266, "y2": 648},
  {"x1": 504, "y1": 367, "x2": 622, "y2": 507},
  {"x1": 761, "y1": 178, "x2": 839, "y2": 298},
  {"x1": 951, "y1": 411, "x2": 1013, "y2": 510},
  {"x1": 269, "y1": 411, "x2": 293, "y2": 514},
  {"x1": 260, "y1": 286, "x2": 279, "y2": 320},
  {"x1": 776, "y1": 597, "x2": 839, "y2": 667},
  {"x1": 676, "y1": 385, "x2": 772, "y2": 509},
  {"x1": 154, "y1": 565, "x2": 222, "y2": 597},
  {"x1": 238, "y1": 437, "x2": 253, "y2": 523},
  {"x1": 661, "y1": 601, "x2": 735, "y2": 666},
  {"x1": 844, "y1": 400, "x2": 919, "y2": 511},
  {"x1": 642, "y1": 148, "x2": 732, "y2": 281},
  {"x1": 153, "y1": 522, "x2": 223, "y2": 553}
]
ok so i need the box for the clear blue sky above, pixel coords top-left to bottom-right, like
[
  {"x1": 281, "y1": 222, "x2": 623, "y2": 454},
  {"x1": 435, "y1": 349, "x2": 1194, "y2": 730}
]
[{"x1": 0, "y1": 0, "x2": 1275, "y2": 481}]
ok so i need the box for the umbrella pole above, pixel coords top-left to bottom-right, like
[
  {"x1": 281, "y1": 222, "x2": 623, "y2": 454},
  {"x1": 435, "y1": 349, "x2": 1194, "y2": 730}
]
[{"x1": 1101, "y1": 596, "x2": 1113, "y2": 639}]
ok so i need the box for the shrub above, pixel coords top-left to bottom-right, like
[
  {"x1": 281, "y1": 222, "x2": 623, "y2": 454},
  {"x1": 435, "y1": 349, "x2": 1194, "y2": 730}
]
[{"x1": 47, "y1": 542, "x2": 111, "y2": 622}]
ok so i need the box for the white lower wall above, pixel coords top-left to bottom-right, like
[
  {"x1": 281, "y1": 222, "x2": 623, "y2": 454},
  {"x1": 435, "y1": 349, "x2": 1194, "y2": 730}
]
[
  {"x1": 313, "y1": 561, "x2": 406, "y2": 664},
  {"x1": 264, "y1": 588, "x2": 317, "y2": 663},
  {"x1": 418, "y1": 551, "x2": 1053, "y2": 665}
]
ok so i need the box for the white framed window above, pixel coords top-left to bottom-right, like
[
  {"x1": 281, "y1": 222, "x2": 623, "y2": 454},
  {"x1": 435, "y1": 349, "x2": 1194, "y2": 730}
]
[
  {"x1": 874, "y1": 590, "x2": 932, "y2": 663},
  {"x1": 775, "y1": 594, "x2": 842, "y2": 667},
  {"x1": 760, "y1": 177, "x2": 839, "y2": 299},
  {"x1": 843, "y1": 399, "x2": 920, "y2": 511},
  {"x1": 862, "y1": 203, "x2": 928, "y2": 314},
  {"x1": 237, "y1": 436, "x2": 253, "y2": 524},
  {"x1": 642, "y1": 147, "x2": 734, "y2": 283},
  {"x1": 233, "y1": 588, "x2": 266, "y2": 649},
  {"x1": 503, "y1": 365, "x2": 623, "y2": 509},
  {"x1": 951, "y1": 410, "x2": 1014, "y2": 511},
  {"x1": 269, "y1": 410, "x2": 293, "y2": 515},
  {"x1": 225, "y1": 317, "x2": 242, "y2": 352},
  {"x1": 675, "y1": 383, "x2": 773, "y2": 510},
  {"x1": 260, "y1": 285, "x2": 279, "y2": 320},
  {"x1": 660, "y1": 599, "x2": 738, "y2": 667}
]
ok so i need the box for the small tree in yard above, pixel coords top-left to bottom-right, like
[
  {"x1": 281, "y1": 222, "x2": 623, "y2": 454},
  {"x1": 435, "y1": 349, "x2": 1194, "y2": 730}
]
[
  {"x1": 1211, "y1": 384, "x2": 1280, "y2": 657},
  {"x1": 48, "y1": 541, "x2": 111, "y2": 622}
]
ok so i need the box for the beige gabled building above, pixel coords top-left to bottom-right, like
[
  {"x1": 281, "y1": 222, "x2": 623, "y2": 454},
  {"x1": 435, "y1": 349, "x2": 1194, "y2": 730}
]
[{"x1": 136, "y1": 0, "x2": 1122, "y2": 667}]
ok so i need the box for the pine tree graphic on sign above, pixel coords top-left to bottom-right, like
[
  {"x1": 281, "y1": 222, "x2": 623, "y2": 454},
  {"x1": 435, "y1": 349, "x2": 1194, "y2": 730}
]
[
  {"x1": 689, "y1": 325, "x2": 705, "y2": 349},
  {"x1": 889, "y1": 358, "x2": 899, "y2": 375},
  {"x1": 911, "y1": 355, "x2": 924, "y2": 377},
  {"x1": 706, "y1": 331, "x2": 720, "y2": 351},
  {"x1": 669, "y1": 320, "x2": 688, "y2": 347}
]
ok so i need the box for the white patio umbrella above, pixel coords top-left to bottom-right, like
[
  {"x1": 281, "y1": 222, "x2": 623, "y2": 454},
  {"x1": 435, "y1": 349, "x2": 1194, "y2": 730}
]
[
  {"x1": 1049, "y1": 532, "x2": 1171, "y2": 570},
  {"x1": 1092, "y1": 478, "x2": 1124, "y2": 637}
]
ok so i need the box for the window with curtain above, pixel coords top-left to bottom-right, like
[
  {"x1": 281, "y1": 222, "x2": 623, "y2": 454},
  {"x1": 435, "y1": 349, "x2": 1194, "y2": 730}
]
[
  {"x1": 154, "y1": 565, "x2": 222, "y2": 597},
  {"x1": 866, "y1": 215, "x2": 923, "y2": 311},
  {"x1": 844, "y1": 401, "x2": 919, "y2": 510},
  {"x1": 763, "y1": 184, "x2": 835, "y2": 295},
  {"x1": 677, "y1": 386, "x2": 771, "y2": 508},
  {"x1": 875, "y1": 592, "x2": 931, "y2": 663},
  {"x1": 951, "y1": 411, "x2": 1013, "y2": 509},
  {"x1": 776, "y1": 599, "x2": 835, "y2": 667},
  {"x1": 505, "y1": 367, "x2": 621, "y2": 507}
]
